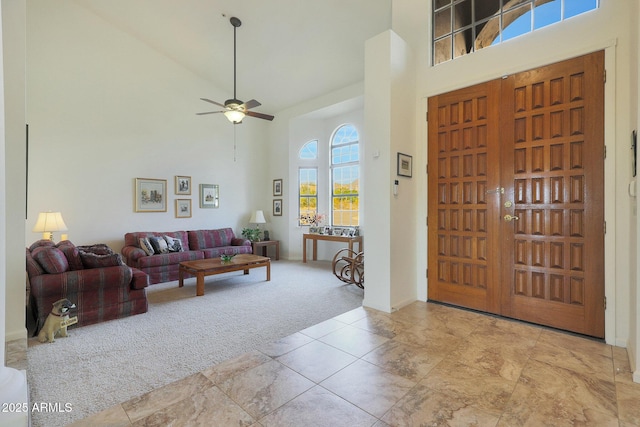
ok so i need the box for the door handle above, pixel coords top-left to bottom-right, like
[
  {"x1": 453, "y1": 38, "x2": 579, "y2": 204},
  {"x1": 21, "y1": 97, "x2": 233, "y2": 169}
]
[{"x1": 504, "y1": 214, "x2": 520, "y2": 222}]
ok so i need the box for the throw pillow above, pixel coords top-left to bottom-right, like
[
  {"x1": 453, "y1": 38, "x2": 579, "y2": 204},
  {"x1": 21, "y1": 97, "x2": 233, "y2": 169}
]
[
  {"x1": 26, "y1": 248, "x2": 45, "y2": 278},
  {"x1": 32, "y1": 247, "x2": 69, "y2": 274},
  {"x1": 80, "y1": 252, "x2": 124, "y2": 268},
  {"x1": 29, "y1": 239, "x2": 55, "y2": 252},
  {"x1": 139, "y1": 237, "x2": 155, "y2": 256},
  {"x1": 56, "y1": 241, "x2": 84, "y2": 271},
  {"x1": 149, "y1": 236, "x2": 169, "y2": 254},
  {"x1": 163, "y1": 235, "x2": 183, "y2": 252},
  {"x1": 76, "y1": 243, "x2": 113, "y2": 255}
]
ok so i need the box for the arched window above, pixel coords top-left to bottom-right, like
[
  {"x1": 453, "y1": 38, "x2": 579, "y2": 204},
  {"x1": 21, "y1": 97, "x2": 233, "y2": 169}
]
[
  {"x1": 330, "y1": 125, "x2": 359, "y2": 226},
  {"x1": 298, "y1": 140, "x2": 318, "y2": 226},
  {"x1": 433, "y1": 0, "x2": 598, "y2": 65},
  {"x1": 299, "y1": 140, "x2": 317, "y2": 159}
]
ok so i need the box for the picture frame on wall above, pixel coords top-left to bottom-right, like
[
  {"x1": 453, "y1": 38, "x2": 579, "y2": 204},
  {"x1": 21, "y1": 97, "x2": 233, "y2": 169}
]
[
  {"x1": 175, "y1": 199, "x2": 192, "y2": 218},
  {"x1": 273, "y1": 199, "x2": 283, "y2": 216},
  {"x1": 134, "y1": 178, "x2": 167, "y2": 212},
  {"x1": 175, "y1": 175, "x2": 191, "y2": 195},
  {"x1": 397, "y1": 152, "x2": 413, "y2": 177},
  {"x1": 273, "y1": 179, "x2": 283, "y2": 196},
  {"x1": 199, "y1": 184, "x2": 219, "y2": 208}
]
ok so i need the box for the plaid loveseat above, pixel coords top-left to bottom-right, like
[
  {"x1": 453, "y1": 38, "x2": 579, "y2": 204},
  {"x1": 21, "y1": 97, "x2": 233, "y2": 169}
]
[
  {"x1": 121, "y1": 228, "x2": 252, "y2": 285},
  {"x1": 27, "y1": 240, "x2": 149, "y2": 334}
]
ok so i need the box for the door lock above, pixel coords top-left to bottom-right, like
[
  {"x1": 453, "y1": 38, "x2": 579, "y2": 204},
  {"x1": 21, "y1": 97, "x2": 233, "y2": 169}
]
[
  {"x1": 504, "y1": 201, "x2": 513, "y2": 208},
  {"x1": 504, "y1": 214, "x2": 520, "y2": 222}
]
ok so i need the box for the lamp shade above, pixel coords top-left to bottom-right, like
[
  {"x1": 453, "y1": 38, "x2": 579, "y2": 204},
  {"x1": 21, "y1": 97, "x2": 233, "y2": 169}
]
[
  {"x1": 249, "y1": 210, "x2": 266, "y2": 224},
  {"x1": 33, "y1": 212, "x2": 68, "y2": 240},
  {"x1": 224, "y1": 109, "x2": 245, "y2": 123}
]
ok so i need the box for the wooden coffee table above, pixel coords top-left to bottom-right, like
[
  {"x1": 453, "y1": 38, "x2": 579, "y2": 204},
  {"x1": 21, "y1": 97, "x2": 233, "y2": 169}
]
[{"x1": 178, "y1": 254, "x2": 271, "y2": 296}]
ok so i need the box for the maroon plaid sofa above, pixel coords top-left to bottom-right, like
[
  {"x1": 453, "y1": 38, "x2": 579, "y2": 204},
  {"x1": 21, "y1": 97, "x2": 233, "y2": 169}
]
[
  {"x1": 26, "y1": 240, "x2": 149, "y2": 334},
  {"x1": 121, "y1": 228, "x2": 252, "y2": 285}
]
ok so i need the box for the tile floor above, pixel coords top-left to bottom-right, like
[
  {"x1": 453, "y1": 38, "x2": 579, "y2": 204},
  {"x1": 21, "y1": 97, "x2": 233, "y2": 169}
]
[{"x1": 14, "y1": 301, "x2": 640, "y2": 426}]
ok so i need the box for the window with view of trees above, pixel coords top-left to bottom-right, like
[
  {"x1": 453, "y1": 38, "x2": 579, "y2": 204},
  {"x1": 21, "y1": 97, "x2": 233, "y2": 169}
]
[
  {"x1": 331, "y1": 124, "x2": 359, "y2": 227},
  {"x1": 298, "y1": 140, "x2": 319, "y2": 226},
  {"x1": 433, "y1": 0, "x2": 598, "y2": 65},
  {"x1": 299, "y1": 168, "x2": 318, "y2": 225}
]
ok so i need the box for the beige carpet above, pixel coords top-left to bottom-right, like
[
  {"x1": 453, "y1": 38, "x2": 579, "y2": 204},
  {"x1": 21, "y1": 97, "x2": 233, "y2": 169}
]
[{"x1": 26, "y1": 260, "x2": 363, "y2": 426}]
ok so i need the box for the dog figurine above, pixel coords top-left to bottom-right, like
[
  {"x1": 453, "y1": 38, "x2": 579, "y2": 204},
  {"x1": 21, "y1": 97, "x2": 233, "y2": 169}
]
[{"x1": 37, "y1": 299, "x2": 77, "y2": 343}]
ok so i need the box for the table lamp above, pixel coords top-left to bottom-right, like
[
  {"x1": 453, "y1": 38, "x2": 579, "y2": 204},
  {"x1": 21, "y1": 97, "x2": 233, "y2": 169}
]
[
  {"x1": 249, "y1": 210, "x2": 266, "y2": 241},
  {"x1": 32, "y1": 211, "x2": 68, "y2": 241}
]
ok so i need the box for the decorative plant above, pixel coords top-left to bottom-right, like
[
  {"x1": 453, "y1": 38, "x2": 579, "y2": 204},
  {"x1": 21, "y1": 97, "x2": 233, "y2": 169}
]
[{"x1": 241, "y1": 227, "x2": 262, "y2": 242}]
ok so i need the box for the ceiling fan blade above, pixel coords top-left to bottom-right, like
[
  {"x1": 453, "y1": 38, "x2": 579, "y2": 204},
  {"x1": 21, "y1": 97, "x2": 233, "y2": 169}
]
[
  {"x1": 242, "y1": 99, "x2": 261, "y2": 110},
  {"x1": 200, "y1": 98, "x2": 227, "y2": 108},
  {"x1": 196, "y1": 111, "x2": 224, "y2": 115},
  {"x1": 246, "y1": 110, "x2": 275, "y2": 121}
]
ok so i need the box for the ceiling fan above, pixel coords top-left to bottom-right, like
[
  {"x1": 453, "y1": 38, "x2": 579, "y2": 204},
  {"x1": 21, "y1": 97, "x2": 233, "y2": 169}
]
[{"x1": 197, "y1": 16, "x2": 274, "y2": 124}]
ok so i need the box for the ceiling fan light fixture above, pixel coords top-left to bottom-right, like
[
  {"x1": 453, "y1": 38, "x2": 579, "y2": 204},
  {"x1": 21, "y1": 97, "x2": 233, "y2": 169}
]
[{"x1": 224, "y1": 109, "x2": 245, "y2": 123}]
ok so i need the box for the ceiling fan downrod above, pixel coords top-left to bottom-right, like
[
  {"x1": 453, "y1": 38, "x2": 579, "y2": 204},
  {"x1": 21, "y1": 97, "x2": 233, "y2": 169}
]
[{"x1": 228, "y1": 17, "x2": 242, "y2": 106}]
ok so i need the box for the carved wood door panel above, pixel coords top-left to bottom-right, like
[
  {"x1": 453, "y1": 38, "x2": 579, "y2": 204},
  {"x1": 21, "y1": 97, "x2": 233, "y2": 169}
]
[
  {"x1": 499, "y1": 52, "x2": 605, "y2": 337},
  {"x1": 427, "y1": 80, "x2": 502, "y2": 314},
  {"x1": 428, "y1": 51, "x2": 605, "y2": 337}
]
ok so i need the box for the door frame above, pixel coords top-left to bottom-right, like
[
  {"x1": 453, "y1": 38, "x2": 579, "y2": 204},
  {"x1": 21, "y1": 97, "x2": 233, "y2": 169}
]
[{"x1": 421, "y1": 43, "x2": 618, "y2": 345}]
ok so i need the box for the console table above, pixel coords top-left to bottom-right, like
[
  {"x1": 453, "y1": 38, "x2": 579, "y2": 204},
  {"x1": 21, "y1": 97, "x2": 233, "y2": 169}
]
[{"x1": 302, "y1": 233, "x2": 363, "y2": 263}]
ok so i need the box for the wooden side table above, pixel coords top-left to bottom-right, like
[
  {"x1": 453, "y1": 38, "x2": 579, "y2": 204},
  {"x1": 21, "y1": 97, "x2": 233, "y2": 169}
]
[{"x1": 252, "y1": 240, "x2": 280, "y2": 260}]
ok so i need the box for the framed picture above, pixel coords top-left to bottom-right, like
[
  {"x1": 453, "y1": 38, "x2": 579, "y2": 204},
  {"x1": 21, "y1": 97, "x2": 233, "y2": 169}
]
[
  {"x1": 175, "y1": 199, "x2": 192, "y2": 218},
  {"x1": 273, "y1": 179, "x2": 283, "y2": 196},
  {"x1": 199, "y1": 184, "x2": 219, "y2": 208},
  {"x1": 175, "y1": 176, "x2": 191, "y2": 195},
  {"x1": 397, "y1": 152, "x2": 413, "y2": 177},
  {"x1": 273, "y1": 199, "x2": 283, "y2": 216},
  {"x1": 135, "y1": 178, "x2": 167, "y2": 212}
]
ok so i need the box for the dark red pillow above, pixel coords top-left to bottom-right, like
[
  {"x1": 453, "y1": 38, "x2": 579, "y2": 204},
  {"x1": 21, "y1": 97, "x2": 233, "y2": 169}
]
[
  {"x1": 29, "y1": 239, "x2": 55, "y2": 252},
  {"x1": 56, "y1": 241, "x2": 84, "y2": 270},
  {"x1": 32, "y1": 247, "x2": 69, "y2": 274}
]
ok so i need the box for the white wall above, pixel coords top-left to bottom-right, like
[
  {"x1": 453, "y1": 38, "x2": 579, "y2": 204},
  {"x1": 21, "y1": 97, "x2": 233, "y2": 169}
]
[
  {"x1": 389, "y1": 31, "x2": 417, "y2": 310},
  {"x1": 363, "y1": 32, "x2": 392, "y2": 312},
  {"x1": 25, "y1": 1, "x2": 270, "y2": 255},
  {"x1": 3, "y1": 0, "x2": 26, "y2": 342},
  {"x1": 632, "y1": 0, "x2": 640, "y2": 383},
  {"x1": 362, "y1": 30, "x2": 417, "y2": 312}
]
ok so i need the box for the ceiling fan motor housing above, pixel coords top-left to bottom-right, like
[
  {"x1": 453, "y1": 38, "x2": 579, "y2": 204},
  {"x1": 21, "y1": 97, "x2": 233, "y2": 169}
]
[{"x1": 225, "y1": 98, "x2": 244, "y2": 110}]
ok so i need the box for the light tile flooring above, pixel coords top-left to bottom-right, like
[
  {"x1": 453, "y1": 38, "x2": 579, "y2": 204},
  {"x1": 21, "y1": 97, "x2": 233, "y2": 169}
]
[{"x1": 12, "y1": 301, "x2": 640, "y2": 426}]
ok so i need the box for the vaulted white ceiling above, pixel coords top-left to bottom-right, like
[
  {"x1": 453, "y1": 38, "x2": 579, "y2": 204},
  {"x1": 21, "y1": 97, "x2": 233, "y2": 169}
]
[{"x1": 73, "y1": 0, "x2": 392, "y2": 114}]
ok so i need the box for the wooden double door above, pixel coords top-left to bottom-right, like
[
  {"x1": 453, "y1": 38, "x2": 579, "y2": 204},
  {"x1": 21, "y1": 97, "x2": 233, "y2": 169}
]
[{"x1": 427, "y1": 51, "x2": 605, "y2": 338}]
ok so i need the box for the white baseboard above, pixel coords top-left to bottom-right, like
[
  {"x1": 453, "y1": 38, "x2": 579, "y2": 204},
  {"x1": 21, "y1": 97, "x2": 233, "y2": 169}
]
[
  {"x1": 5, "y1": 328, "x2": 27, "y2": 343},
  {"x1": 391, "y1": 298, "x2": 417, "y2": 312},
  {"x1": 614, "y1": 338, "x2": 628, "y2": 348}
]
